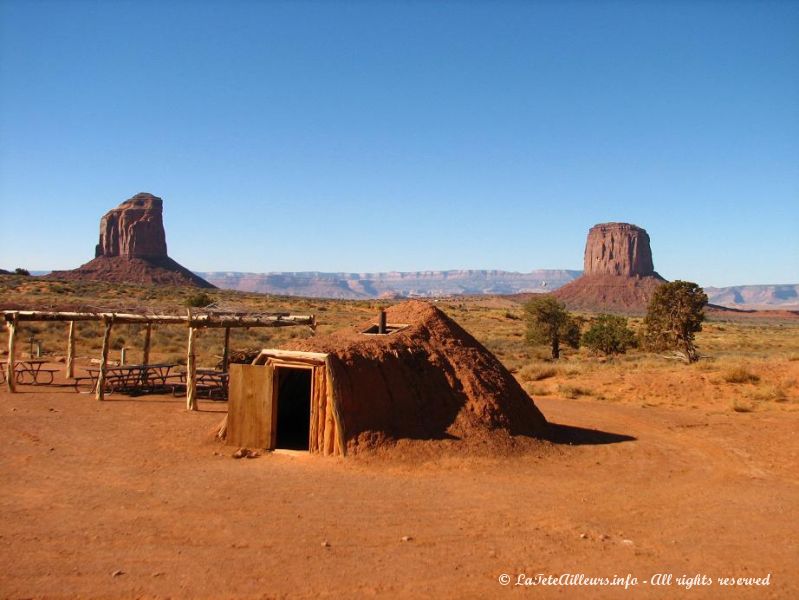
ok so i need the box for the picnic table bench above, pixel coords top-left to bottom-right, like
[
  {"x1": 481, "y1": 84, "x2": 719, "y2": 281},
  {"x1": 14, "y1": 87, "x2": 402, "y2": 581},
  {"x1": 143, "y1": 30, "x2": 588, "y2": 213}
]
[
  {"x1": 171, "y1": 368, "x2": 229, "y2": 400},
  {"x1": 2, "y1": 360, "x2": 60, "y2": 385},
  {"x1": 75, "y1": 363, "x2": 179, "y2": 395}
]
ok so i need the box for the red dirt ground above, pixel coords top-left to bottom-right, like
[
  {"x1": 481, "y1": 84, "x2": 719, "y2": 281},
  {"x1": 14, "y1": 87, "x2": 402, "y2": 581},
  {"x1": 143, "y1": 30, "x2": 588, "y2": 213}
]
[{"x1": 1, "y1": 377, "x2": 797, "y2": 599}]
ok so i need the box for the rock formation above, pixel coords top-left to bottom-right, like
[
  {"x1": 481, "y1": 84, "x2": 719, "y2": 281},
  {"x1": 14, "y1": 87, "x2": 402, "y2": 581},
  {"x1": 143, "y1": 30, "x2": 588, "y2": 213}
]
[
  {"x1": 47, "y1": 193, "x2": 214, "y2": 288},
  {"x1": 95, "y1": 193, "x2": 168, "y2": 259},
  {"x1": 552, "y1": 222, "x2": 665, "y2": 312},
  {"x1": 583, "y1": 223, "x2": 655, "y2": 277},
  {"x1": 196, "y1": 269, "x2": 582, "y2": 299}
]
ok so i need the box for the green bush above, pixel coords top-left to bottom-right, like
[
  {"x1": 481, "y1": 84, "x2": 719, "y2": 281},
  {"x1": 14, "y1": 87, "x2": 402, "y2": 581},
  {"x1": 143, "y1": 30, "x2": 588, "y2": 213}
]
[
  {"x1": 583, "y1": 314, "x2": 637, "y2": 356},
  {"x1": 523, "y1": 296, "x2": 580, "y2": 359},
  {"x1": 643, "y1": 280, "x2": 707, "y2": 363},
  {"x1": 185, "y1": 292, "x2": 214, "y2": 308}
]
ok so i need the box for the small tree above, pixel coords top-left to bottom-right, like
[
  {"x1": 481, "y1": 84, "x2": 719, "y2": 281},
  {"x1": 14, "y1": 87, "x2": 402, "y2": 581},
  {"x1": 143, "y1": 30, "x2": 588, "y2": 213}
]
[
  {"x1": 583, "y1": 314, "x2": 636, "y2": 356},
  {"x1": 185, "y1": 292, "x2": 214, "y2": 308},
  {"x1": 524, "y1": 296, "x2": 580, "y2": 359},
  {"x1": 14, "y1": 268, "x2": 30, "y2": 276},
  {"x1": 643, "y1": 280, "x2": 707, "y2": 363}
]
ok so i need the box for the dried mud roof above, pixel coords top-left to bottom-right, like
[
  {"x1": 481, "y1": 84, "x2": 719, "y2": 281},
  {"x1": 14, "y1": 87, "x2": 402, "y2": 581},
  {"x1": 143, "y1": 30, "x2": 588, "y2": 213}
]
[{"x1": 283, "y1": 300, "x2": 466, "y2": 356}]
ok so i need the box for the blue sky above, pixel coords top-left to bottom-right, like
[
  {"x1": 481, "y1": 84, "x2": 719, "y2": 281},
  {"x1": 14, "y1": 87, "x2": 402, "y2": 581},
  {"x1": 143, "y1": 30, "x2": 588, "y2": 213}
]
[{"x1": 1, "y1": 0, "x2": 797, "y2": 287}]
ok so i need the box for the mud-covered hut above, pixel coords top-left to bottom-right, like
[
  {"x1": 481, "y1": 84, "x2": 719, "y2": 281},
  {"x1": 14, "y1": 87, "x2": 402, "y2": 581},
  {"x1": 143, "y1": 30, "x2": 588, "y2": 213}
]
[{"x1": 225, "y1": 300, "x2": 548, "y2": 456}]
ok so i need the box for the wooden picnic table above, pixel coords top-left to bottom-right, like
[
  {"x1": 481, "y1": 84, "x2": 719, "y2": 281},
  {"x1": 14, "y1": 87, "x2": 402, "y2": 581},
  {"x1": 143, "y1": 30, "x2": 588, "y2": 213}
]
[
  {"x1": 76, "y1": 363, "x2": 179, "y2": 394},
  {"x1": 173, "y1": 368, "x2": 229, "y2": 400},
  {"x1": 2, "y1": 359, "x2": 59, "y2": 385}
]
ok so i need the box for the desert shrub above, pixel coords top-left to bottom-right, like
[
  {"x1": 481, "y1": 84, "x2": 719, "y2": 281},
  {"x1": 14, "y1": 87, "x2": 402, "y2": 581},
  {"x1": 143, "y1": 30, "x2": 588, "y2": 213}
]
[
  {"x1": 518, "y1": 364, "x2": 558, "y2": 382},
  {"x1": 524, "y1": 296, "x2": 580, "y2": 359},
  {"x1": 185, "y1": 292, "x2": 214, "y2": 308},
  {"x1": 731, "y1": 399, "x2": 754, "y2": 413},
  {"x1": 723, "y1": 367, "x2": 760, "y2": 384},
  {"x1": 111, "y1": 336, "x2": 126, "y2": 350},
  {"x1": 747, "y1": 385, "x2": 788, "y2": 403},
  {"x1": 14, "y1": 267, "x2": 30, "y2": 276},
  {"x1": 558, "y1": 384, "x2": 592, "y2": 399},
  {"x1": 642, "y1": 280, "x2": 708, "y2": 363},
  {"x1": 582, "y1": 314, "x2": 637, "y2": 356},
  {"x1": 523, "y1": 382, "x2": 552, "y2": 396}
]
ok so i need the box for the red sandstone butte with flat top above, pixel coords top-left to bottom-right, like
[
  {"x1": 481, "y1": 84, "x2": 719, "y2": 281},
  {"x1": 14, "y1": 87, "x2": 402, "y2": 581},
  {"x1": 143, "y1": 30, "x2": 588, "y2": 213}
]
[
  {"x1": 48, "y1": 193, "x2": 214, "y2": 288},
  {"x1": 553, "y1": 222, "x2": 666, "y2": 312}
]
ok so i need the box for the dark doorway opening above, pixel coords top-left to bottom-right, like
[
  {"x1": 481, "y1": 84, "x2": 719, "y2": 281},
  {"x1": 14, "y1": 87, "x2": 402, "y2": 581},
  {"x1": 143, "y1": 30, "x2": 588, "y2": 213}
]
[{"x1": 275, "y1": 367, "x2": 312, "y2": 450}]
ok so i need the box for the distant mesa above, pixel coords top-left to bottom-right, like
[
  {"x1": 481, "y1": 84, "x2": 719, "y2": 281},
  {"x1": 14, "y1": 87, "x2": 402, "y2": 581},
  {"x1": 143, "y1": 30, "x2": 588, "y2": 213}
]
[
  {"x1": 48, "y1": 193, "x2": 214, "y2": 288},
  {"x1": 552, "y1": 222, "x2": 666, "y2": 312}
]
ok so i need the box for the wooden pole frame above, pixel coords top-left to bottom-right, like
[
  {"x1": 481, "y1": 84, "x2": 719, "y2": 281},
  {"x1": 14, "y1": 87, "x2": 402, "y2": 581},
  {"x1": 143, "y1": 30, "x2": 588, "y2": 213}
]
[
  {"x1": 186, "y1": 325, "x2": 197, "y2": 411},
  {"x1": 6, "y1": 315, "x2": 17, "y2": 393},
  {"x1": 96, "y1": 316, "x2": 114, "y2": 401},
  {"x1": 222, "y1": 327, "x2": 231, "y2": 373},
  {"x1": 66, "y1": 321, "x2": 76, "y2": 379},
  {"x1": 142, "y1": 323, "x2": 152, "y2": 366}
]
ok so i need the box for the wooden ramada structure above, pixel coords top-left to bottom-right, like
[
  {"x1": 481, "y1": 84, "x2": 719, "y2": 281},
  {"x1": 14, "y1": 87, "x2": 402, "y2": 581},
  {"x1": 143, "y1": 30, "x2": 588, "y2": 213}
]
[
  {"x1": 225, "y1": 300, "x2": 548, "y2": 457},
  {"x1": 3, "y1": 309, "x2": 315, "y2": 409}
]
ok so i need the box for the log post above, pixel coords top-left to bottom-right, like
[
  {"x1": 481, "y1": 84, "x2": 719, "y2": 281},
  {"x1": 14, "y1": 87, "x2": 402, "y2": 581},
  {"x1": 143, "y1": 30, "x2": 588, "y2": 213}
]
[
  {"x1": 6, "y1": 315, "x2": 17, "y2": 392},
  {"x1": 142, "y1": 323, "x2": 151, "y2": 366},
  {"x1": 222, "y1": 327, "x2": 230, "y2": 372},
  {"x1": 96, "y1": 316, "x2": 114, "y2": 401},
  {"x1": 378, "y1": 309, "x2": 387, "y2": 334},
  {"x1": 186, "y1": 325, "x2": 197, "y2": 411},
  {"x1": 66, "y1": 321, "x2": 76, "y2": 379}
]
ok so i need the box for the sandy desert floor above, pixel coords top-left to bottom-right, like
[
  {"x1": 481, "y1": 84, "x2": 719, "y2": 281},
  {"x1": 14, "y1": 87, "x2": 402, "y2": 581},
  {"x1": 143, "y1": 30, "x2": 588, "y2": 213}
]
[{"x1": 1, "y1": 375, "x2": 797, "y2": 599}]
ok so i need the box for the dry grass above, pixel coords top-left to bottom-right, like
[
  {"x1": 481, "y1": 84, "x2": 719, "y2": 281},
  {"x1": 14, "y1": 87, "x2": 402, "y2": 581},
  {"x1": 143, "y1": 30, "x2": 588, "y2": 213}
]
[
  {"x1": 723, "y1": 367, "x2": 761, "y2": 384},
  {"x1": 558, "y1": 384, "x2": 592, "y2": 399},
  {"x1": 518, "y1": 364, "x2": 558, "y2": 382}
]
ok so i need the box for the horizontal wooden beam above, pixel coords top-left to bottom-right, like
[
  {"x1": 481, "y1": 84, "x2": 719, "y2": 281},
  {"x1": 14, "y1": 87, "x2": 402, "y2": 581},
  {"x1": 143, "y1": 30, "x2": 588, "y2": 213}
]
[
  {"x1": 254, "y1": 349, "x2": 329, "y2": 366},
  {"x1": 1, "y1": 310, "x2": 316, "y2": 329}
]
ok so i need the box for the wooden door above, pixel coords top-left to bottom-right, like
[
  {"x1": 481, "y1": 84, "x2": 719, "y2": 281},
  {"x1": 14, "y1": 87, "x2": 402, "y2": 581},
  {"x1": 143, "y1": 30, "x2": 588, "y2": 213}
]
[{"x1": 227, "y1": 363, "x2": 276, "y2": 449}]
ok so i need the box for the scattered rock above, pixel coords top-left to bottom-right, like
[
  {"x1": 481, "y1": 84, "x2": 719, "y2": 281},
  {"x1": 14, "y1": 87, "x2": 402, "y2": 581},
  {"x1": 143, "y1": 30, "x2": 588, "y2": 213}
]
[
  {"x1": 111, "y1": 570, "x2": 124, "y2": 577},
  {"x1": 401, "y1": 535, "x2": 413, "y2": 542},
  {"x1": 321, "y1": 540, "x2": 331, "y2": 548},
  {"x1": 621, "y1": 539, "x2": 634, "y2": 546},
  {"x1": 580, "y1": 533, "x2": 589, "y2": 539},
  {"x1": 151, "y1": 572, "x2": 164, "y2": 577}
]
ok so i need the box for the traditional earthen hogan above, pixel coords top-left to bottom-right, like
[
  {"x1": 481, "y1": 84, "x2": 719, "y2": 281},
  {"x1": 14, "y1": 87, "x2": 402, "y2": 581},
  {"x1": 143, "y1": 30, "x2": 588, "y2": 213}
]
[{"x1": 224, "y1": 300, "x2": 549, "y2": 455}]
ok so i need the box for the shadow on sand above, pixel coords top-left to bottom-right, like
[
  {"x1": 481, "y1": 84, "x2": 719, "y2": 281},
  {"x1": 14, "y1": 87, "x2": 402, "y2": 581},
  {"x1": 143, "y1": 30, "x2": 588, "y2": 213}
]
[{"x1": 546, "y1": 422, "x2": 636, "y2": 446}]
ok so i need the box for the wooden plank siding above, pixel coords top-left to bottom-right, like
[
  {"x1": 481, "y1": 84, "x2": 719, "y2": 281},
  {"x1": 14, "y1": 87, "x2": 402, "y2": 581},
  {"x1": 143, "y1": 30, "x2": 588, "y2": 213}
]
[{"x1": 226, "y1": 364, "x2": 276, "y2": 449}]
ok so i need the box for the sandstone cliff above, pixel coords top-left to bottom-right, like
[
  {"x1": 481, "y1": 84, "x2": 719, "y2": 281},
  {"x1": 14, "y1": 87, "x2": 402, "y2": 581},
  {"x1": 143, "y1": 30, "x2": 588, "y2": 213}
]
[
  {"x1": 48, "y1": 193, "x2": 214, "y2": 289},
  {"x1": 553, "y1": 222, "x2": 665, "y2": 312},
  {"x1": 95, "y1": 193, "x2": 168, "y2": 259}
]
